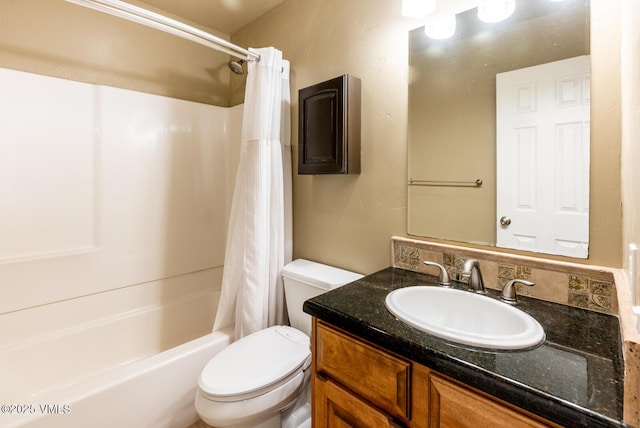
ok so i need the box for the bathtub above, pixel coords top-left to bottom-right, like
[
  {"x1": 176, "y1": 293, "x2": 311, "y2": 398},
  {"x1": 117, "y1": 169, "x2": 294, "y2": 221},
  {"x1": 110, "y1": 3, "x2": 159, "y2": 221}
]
[
  {"x1": 0, "y1": 269, "x2": 231, "y2": 428},
  {"x1": 0, "y1": 329, "x2": 233, "y2": 428},
  {"x1": 1, "y1": 329, "x2": 232, "y2": 428}
]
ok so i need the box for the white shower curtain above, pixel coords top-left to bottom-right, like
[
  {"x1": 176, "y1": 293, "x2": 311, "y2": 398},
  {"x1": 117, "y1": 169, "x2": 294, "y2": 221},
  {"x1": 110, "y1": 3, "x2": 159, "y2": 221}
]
[{"x1": 213, "y1": 47, "x2": 292, "y2": 339}]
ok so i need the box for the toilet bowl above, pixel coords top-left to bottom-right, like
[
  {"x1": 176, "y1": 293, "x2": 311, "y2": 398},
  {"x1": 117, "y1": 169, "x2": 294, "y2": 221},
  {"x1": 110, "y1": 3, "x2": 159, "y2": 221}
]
[
  {"x1": 195, "y1": 259, "x2": 363, "y2": 428},
  {"x1": 195, "y1": 326, "x2": 310, "y2": 428}
]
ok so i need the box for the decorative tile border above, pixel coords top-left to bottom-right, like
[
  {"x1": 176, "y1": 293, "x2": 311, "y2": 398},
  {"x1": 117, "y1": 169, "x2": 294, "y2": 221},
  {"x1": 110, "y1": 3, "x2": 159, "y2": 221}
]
[
  {"x1": 396, "y1": 244, "x2": 420, "y2": 271},
  {"x1": 392, "y1": 236, "x2": 617, "y2": 314}
]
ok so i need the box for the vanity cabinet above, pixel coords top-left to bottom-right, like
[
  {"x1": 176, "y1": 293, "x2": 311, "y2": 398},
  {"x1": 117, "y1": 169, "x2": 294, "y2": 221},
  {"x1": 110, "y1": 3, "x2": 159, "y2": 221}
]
[{"x1": 311, "y1": 319, "x2": 559, "y2": 428}]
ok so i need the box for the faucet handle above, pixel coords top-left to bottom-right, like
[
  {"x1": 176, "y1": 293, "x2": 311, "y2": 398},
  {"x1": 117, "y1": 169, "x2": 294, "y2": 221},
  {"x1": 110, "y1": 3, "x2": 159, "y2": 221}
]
[
  {"x1": 423, "y1": 261, "x2": 451, "y2": 287},
  {"x1": 500, "y1": 279, "x2": 535, "y2": 304}
]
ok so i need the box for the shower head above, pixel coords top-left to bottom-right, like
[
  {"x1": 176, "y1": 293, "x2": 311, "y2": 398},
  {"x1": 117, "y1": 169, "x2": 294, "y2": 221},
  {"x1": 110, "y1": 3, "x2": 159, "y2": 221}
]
[{"x1": 228, "y1": 59, "x2": 246, "y2": 75}]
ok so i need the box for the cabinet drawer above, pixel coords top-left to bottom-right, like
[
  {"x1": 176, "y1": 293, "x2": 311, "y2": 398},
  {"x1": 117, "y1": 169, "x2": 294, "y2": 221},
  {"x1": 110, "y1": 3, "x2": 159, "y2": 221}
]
[{"x1": 315, "y1": 322, "x2": 411, "y2": 420}]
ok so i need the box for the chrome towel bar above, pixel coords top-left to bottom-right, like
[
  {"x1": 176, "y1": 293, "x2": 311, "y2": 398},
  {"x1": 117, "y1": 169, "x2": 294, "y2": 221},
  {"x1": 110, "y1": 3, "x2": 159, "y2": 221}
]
[{"x1": 408, "y1": 178, "x2": 483, "y2": 187}]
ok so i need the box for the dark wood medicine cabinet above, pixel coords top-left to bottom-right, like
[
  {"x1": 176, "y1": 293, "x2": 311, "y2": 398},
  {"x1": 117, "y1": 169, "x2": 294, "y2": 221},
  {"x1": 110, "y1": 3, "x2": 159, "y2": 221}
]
[{"x1": 298, "y1": 75, "x2": 361, "y2": 175}]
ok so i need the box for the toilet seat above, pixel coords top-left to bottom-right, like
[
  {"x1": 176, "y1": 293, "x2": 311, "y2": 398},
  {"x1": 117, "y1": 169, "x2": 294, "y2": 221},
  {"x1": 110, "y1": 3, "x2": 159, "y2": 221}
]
[{"x1": 198, "y1": 325, "x2": 310, "y2": 402}]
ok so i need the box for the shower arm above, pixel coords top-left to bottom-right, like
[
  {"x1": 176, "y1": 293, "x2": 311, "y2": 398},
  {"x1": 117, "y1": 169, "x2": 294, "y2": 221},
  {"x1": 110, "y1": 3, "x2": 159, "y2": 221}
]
[{"x1": 65, "y1": 0, "x2": 260, "y2": 62}]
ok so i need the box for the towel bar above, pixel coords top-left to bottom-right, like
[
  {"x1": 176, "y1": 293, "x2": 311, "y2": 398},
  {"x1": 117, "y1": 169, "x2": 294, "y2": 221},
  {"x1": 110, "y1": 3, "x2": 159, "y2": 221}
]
[{"x1": 408, "y1": 178, "x2": 483, "y2": 187}]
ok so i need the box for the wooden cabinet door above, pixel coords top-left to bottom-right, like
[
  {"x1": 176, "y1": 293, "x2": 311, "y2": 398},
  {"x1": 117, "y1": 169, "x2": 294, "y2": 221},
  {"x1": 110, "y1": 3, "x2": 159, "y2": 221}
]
[
  {"x1": 314, "y1": 374, "x2": 402, "y2": 428},
  {"x1": 429, "y1": 374, "x2": 554, "y2": 428}
]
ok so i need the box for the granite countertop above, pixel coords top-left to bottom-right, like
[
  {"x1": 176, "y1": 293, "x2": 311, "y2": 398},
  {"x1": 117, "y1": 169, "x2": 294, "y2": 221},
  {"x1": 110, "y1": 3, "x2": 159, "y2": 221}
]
[{"x1": 303, "y1": 267, "x2": 625, "y2": 427}]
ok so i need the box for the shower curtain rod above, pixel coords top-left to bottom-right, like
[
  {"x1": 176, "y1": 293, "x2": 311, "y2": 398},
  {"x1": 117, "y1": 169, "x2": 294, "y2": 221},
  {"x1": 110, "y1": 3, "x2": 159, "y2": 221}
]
[{"x1": 65, "y1": 0, "x2": 260, "y2": 62}]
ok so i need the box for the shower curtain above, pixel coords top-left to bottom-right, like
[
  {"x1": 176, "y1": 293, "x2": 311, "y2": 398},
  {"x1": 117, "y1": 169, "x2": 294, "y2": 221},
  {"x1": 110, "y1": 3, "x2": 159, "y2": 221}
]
[{"x1": 213, "y1": 47, "x2": 292, "y2": 339}]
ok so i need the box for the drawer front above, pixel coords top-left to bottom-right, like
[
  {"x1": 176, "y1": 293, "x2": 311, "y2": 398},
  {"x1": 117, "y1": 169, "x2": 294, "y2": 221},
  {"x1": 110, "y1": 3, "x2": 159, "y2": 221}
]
[{"x1": 315, "y1": 322, "x2": 411, "y2": 420}]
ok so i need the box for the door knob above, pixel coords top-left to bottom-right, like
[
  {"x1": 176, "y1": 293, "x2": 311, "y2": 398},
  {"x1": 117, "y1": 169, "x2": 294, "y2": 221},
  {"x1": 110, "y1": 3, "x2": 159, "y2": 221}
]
[{"x1": 500, "y1": 216, "x2": 511, "y2": 226}]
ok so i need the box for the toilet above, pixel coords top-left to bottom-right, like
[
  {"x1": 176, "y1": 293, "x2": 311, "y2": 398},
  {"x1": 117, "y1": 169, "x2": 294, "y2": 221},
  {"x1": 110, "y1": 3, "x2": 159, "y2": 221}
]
[{"x1": 195, "y1": 259, "x2": 363, "y2": 428}]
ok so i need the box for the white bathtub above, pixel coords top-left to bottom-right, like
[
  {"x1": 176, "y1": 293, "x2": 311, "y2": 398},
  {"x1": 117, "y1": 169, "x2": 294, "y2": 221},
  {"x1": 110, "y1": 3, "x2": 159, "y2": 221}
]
[
  {"x1": 0, "y1": 269, "x2": 231, "y2": 428},
  {"x1": 1, "y1": 329, "x2": 232, "y2": 428}
]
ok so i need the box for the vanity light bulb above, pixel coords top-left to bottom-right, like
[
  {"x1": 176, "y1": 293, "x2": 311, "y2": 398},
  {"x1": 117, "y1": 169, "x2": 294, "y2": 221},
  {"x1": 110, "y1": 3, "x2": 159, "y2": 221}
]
[
  {"x1": 424, "y1": 15, "x2": 456, "y2": 39},
  {"x1": 402, "y1": 0, "x2": 436, "y2": 18},
  {"x1": 477, "y1": 0, "x2": 516, "y2": 23}
]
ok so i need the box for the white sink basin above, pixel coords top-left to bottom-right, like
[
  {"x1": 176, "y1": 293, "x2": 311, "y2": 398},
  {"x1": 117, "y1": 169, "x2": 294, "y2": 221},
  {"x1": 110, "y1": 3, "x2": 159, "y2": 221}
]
[{"x1": 385, "y1": 286, "x2": 545, "y2": 350}]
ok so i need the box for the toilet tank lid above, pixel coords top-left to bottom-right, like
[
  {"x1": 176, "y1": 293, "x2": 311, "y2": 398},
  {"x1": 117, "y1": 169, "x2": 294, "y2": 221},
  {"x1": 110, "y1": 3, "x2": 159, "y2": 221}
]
[{"x1": 282, "y1": 259, "x2": 364, "y2": 290}]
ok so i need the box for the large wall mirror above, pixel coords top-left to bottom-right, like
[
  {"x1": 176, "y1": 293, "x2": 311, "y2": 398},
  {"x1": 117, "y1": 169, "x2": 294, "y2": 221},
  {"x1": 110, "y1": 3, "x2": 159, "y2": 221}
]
[{"x1": 407, "y1": 0, "x2": 591, "y2": 258}]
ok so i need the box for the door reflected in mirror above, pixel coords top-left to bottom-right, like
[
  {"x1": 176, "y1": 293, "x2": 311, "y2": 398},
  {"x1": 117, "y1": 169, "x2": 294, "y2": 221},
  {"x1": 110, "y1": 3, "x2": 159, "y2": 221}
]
[{"x1": 407, "y1": 0, "x2": 590, "y2": 258}]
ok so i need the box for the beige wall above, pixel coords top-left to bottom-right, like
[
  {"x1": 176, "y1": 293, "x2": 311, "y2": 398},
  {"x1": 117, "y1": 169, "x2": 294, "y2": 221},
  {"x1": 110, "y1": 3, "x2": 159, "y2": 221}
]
[
  {"x1": 233, "y1": 0, "x2": 624, "y2": 273},
  {"x1": 621, "y1": 0, "x2": 640, "y2": 283},
  {"x1": 590, "y1": 0, "x2": 623, "y2": 268},
  {"x1": 0, "y1": 0, "x2": 232, "y2": 106},
  {"x1": 231, "y1": 0, "x2": 415, "y2": 274}
]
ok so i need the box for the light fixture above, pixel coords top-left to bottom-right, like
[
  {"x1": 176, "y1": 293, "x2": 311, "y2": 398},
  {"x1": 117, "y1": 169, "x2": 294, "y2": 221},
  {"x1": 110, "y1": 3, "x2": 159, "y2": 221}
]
[
  {"x1": 477, "y1": 0, "x2": 516, "y2": 23},
  {"x1": 424, "y1": 15, "x2": 457, "y2": 39},
  {"x1": 402, "y1": 0, "x2": 436, "y2": 19}
]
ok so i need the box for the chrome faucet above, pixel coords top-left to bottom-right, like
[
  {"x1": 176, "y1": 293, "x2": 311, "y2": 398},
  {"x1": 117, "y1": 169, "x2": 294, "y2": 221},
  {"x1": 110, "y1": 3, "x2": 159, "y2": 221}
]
[
  {"x1": 500, "y1": 279, "x2": 535, "y2": 304},
  {"x1": 423, "y1": 261, "x2": 451, "y2": 287},
  {"x1": 461, "y1": 259, "x2": 486, "y2": 294}
]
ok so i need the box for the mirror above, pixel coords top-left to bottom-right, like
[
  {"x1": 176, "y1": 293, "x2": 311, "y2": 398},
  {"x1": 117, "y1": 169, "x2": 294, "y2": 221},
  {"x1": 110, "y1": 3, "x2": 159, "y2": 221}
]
[{"x1": 407, "y1": 0, "x2": 590, "y2": 258}]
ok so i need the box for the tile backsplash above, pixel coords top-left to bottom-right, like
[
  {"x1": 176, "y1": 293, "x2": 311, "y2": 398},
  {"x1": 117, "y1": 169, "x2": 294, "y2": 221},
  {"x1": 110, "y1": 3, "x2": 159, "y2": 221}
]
[{"x1": 392, "y1": 237, "x2": 617, "y2": 314}]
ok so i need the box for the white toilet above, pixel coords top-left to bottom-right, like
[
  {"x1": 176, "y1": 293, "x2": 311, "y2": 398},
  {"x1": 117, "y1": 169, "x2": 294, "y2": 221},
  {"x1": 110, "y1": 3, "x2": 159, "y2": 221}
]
[{"x1": 195, "y1": 259, "x2": 363, "y2": 428}]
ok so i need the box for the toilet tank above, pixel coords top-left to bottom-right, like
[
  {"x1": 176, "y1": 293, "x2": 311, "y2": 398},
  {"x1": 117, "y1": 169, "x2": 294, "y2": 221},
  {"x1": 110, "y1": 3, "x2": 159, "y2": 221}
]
[{"x1": 282, "y1": 259, "x2": 363, "y2": 336}]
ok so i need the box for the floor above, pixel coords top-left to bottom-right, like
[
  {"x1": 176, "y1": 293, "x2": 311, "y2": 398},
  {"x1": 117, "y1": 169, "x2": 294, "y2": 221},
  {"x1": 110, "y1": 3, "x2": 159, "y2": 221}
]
[{"x1": 187, "y1": 420, "x2": 211, "y2": 428}]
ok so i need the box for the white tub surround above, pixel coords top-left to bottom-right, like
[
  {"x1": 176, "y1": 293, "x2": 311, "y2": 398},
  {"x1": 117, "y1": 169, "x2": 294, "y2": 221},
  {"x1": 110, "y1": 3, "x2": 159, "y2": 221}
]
[{"x1": 0, "y1": 68, "x2": 243, "y2": 427}]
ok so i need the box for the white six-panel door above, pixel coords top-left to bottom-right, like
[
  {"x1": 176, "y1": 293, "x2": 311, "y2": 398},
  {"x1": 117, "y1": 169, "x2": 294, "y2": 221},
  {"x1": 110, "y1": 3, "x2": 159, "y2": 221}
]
[{"x1": 496, "y1": 55, "x2": 590, "y2": 258}]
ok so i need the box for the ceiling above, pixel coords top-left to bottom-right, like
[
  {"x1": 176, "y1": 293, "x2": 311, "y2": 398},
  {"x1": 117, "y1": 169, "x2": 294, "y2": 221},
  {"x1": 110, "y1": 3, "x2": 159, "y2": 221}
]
[{"x1": 140, "y1": 0, "x2": 287, "y2": 35}]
